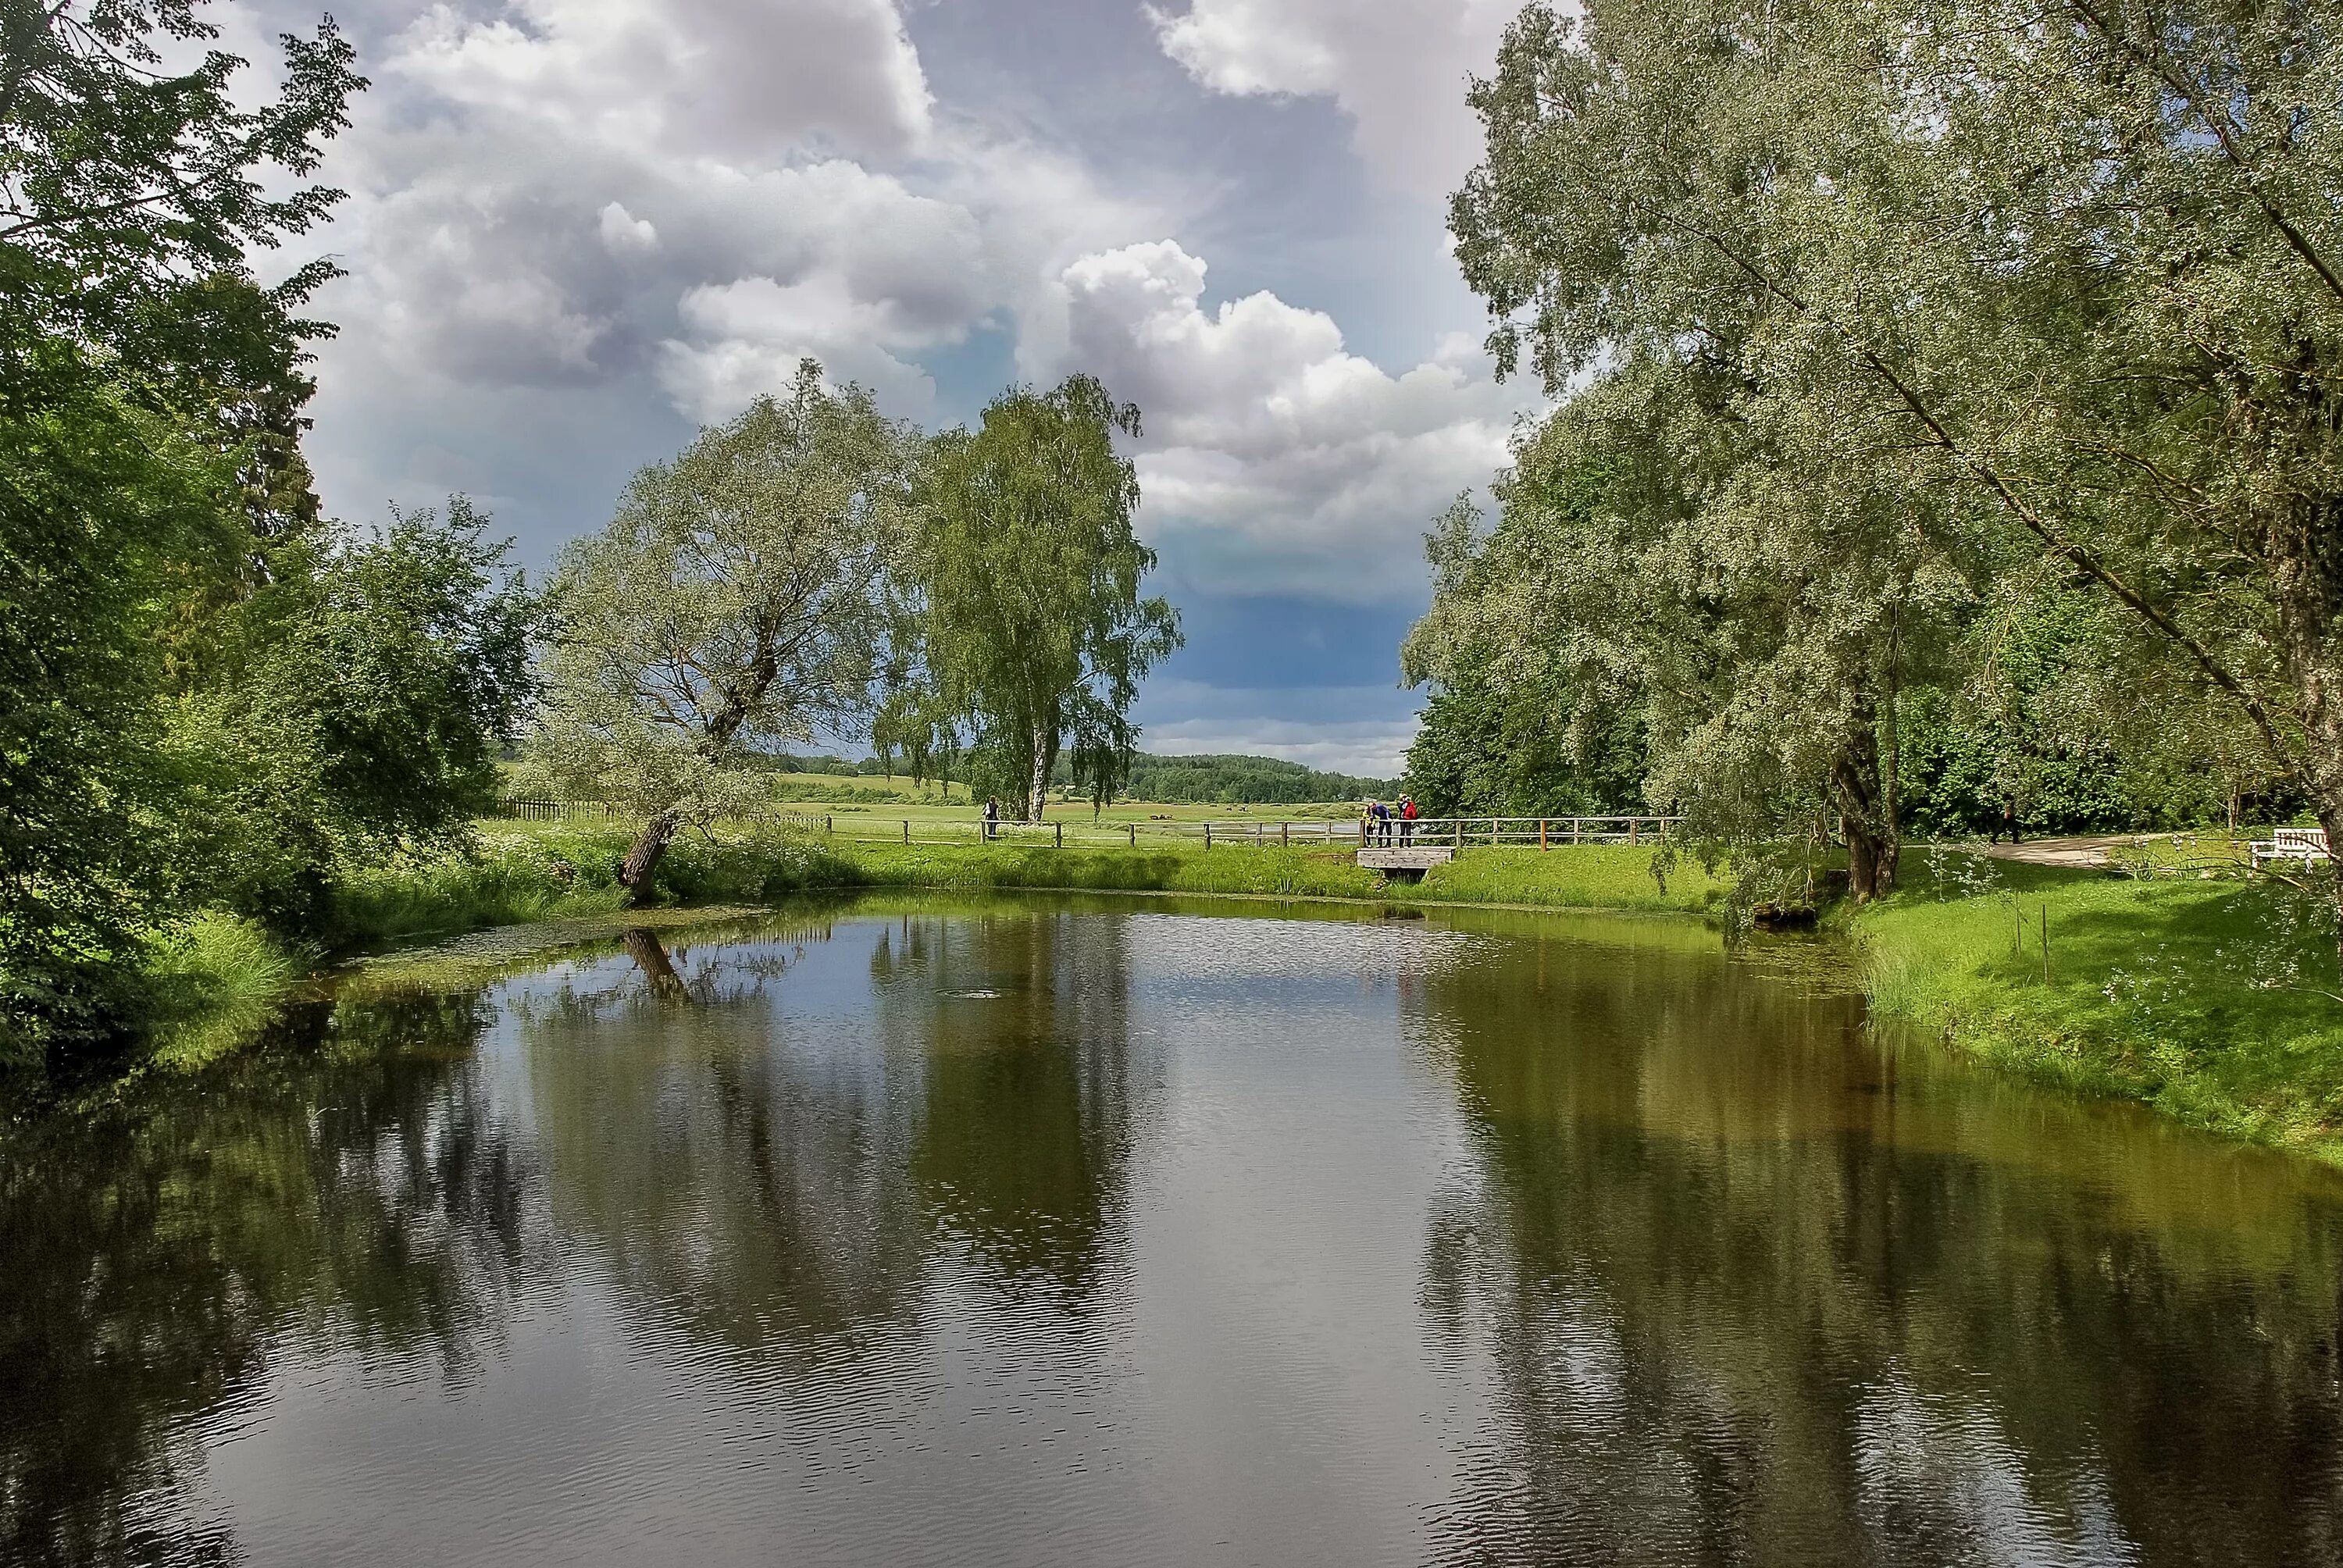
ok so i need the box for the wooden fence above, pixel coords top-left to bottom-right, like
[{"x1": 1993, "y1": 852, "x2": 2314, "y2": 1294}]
[{"x1": 490, "y1": 800, "x2": 1678, "y2": 851}]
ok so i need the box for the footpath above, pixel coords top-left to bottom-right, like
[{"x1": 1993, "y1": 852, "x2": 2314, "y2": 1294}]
[{"x1": 1984, "y1": 834, "x2": 2136, "y2": 870}]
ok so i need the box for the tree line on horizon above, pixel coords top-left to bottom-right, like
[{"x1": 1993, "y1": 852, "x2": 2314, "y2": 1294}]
[
  {"x1": 1399, "y1": 0, "x2": 2343, "y2": 947},
  {"x1": 755, "y1": 750, "x2": 1397, "y2": 806}
]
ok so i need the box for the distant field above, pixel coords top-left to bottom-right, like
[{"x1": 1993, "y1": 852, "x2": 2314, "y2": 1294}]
[{"x1": 497, "y1": 774, "x2": 1378, "y2": 828}]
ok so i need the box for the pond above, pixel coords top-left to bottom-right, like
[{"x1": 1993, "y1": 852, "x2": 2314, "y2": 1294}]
[{"x1": 5, "y1": 893, "x2": 2343, "y2": 1566}]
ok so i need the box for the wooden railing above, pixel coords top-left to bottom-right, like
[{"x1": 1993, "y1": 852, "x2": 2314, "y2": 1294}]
[{"x1": 490, "y1": 800, "x2": 1679, "y2": 851}]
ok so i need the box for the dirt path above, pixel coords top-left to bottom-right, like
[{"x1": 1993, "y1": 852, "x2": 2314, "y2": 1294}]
[{"x1": 1981, "y1": 834, "x2": 2139, "y2": 869}]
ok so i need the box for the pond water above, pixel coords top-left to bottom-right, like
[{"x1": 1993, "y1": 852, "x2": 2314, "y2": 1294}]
[{"x1": 7, "y1": 893, "x2": 2343, "y2": 1566}]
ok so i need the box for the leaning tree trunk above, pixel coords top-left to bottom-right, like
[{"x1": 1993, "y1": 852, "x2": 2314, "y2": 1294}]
[{"x1": 619, "y1": 808, "x2": 680, "y2": 907}]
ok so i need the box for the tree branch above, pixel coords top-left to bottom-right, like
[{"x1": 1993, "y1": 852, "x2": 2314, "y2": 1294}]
[
  {"x1": 1639, "y1": 198, "x2": 2309, "y2": 782},
  {"x1": 2063, "y1": 0, "x2": 2343, "y2": 306}
]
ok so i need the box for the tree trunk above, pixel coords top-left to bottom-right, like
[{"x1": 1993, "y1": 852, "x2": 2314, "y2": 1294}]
[
  {"x1": 619, "y1": 809, "x2": 679, "y2": 907},
  {"x1": 2270, "y1": 486, "x2": 2343, "y2": 967},
  {"x1": 1833, "y1": 710, "x2": 1899, "y2": 902},
  {"x1": 1027, "y1": 722, "x2": 1054, "y2": 822}
]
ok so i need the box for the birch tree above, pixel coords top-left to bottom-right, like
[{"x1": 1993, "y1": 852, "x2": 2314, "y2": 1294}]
[{"x1": 918, "y1": 377, "x2": 1180, "y2": 821}]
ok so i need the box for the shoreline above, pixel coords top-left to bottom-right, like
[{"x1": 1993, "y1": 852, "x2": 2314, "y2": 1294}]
[{"x1": 110, "y1": 823, "x2": 2343, "y2": 1167}]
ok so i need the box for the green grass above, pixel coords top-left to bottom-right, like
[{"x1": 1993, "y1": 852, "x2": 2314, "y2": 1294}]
[
  {"x1": 138, "y1": 914, "x2": 304, "y2": 1069},
  {"x1": 1856, "y1": 849, "x2": 2343, "y2": 1158},
  {"x1": 294, "y1": 825, "x2": 1726, "y2": 985},
  {"x1": 804, "y1": 837, "x2": 1722, "y2": 913}
]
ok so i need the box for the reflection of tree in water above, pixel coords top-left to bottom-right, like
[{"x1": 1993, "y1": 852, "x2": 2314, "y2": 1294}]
[
  {"x1": 872, "y1": 913, "x2": 1138, "y2": 1292},
  {"x1": 0, "y1": 991, "x2": 531, "y2": 1566},
  {"x1": 516, "y1": 918, "x2": 933, "y2": 1360},
  {"x1": 1408, "y1": 937, "x2": 2343, "y2": 1564}
]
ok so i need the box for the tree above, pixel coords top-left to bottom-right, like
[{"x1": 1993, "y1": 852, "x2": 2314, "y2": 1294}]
[
  {"x1": 1403, "y1": 347, "x2": 1981, "y2": 900},
  {"x1": 0, "y1": 383, "x2": 229, "y2": 1058},
  {"x1": 166, "y1": 501, "x2": 544, "y2": 929},
  {"x1": 918, "y1": 377, "x2": 1181, "y2": 821},
  {"x1": 1452, "y1": 0, "x2": 2343, "y2": 932},
  {"x1": 530, "y1": 364, "x2": 917, "y2": 903},
  {"x1": 1, "y1": 0, "x2": 359, "y2": 401},
  {"x1": 1402, "y1": 497, "x2": 1648, "y2": 821},
  {"x1": 1, "y1": 0, "x2": 359, "y2": 1057}
]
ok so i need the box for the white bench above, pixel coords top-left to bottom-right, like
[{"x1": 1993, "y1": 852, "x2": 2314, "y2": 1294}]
[{"x1": 2250, "y1": 827, "x2": 2331, "y2": 870}]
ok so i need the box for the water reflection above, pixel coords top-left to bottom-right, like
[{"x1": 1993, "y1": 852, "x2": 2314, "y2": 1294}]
[
  {"x1": 1410, "y1": 926, "x2": 2343, "y2": 1565},
  {"x1": 2, "y1": 896, "x2": 2342, "y2": 1566},
  {"x1": 872, "y1": 912, "x2": 1141, "y2": 1288},
  {"x1": 0, "y1": 992, "x2": 531, "y2": 1565}
]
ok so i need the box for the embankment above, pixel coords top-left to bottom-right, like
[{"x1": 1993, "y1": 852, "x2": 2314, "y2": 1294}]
[{"x1": 1853, "y1": 855, "x2": 2343, "y2": 1160}]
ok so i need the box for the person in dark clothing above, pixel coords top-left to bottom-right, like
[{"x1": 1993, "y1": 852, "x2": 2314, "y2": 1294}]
[
  {"x1": 1990, "y1": 795, "x2": 2020, "y2": 845},
  {"x1": 1400, "y1": 796, "x2": 1418, "y2": 845},
  {"x1": 982, "y1": 797, "x2": 999, "y2": 841}
]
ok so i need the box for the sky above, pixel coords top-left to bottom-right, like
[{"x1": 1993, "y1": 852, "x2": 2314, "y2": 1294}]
[{"x1": 229, "y1": 0, "x2": 1548, "y2": 778}]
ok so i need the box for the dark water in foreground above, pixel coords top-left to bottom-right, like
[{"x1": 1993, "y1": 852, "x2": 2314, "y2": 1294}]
[{"x1": 7, "y1": 895, "x2": 2343, "y2": 1567}]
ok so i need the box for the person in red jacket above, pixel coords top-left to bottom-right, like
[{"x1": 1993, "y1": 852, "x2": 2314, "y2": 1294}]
[{"x1": 1400, "y1": 796, "x2": 1418, "y2": 846}]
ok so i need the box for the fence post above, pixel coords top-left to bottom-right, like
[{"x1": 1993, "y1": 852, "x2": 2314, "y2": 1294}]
[
  {"x1": 1056, "y1": 821, "x2": 1063, "y2": 848},
  {"x1": 826, "y1": 815, "x2": 834, "y2": 834},
  {"x1": 1541, "y1": 819, "x2": 1549, "y2": 850},
  {"x1": 1256, "y1": 821, "x2": 1264, "y2": 846},
  {"x1": 1455, "y1": 818, "x2": 1464, "y2": 849},
  {"x1": 1282, "y1": 821, "x2": 1289, "y2": 847},
  {"x1": 903, "y1": 820, "x2": 910, "y2": 843},
  {"x1": 1128, "y1": 822, "x2": 1136, "y2": 848},
  {"x1": 1357, "y1": 819, "x2": 1365, "y2": 846},
  {"x1": 1629, "y1": 818, "x2": 1639, "y2": 845},
  {"x1": 1573, "y1": 818, "x2": 1583, "y2": 844},
  {"x1": 1205, "y1": 822, "x2": 1212, "y2": 849}
]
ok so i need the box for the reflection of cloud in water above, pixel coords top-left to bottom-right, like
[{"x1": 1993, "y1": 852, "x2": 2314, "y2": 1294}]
[{"x1": 1854, "y1": 1372, "x2": 2139, "y2": 1567}]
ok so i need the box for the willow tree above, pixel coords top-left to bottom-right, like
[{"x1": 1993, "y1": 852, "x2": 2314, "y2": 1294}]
[
  {"x1": 918, "y1": 377, "x2": 1180, "y2": 821},
  {"x1": 1452, "y1": 0, "x2": 2343, "y2": 921},
  {"x1": 530, "y1": 362, "x2": 915, "y2": 901}
]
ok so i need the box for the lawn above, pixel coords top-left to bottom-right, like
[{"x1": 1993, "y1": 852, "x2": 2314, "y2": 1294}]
[{"x1": 1856, "y1": 846, "x2": 2343, "y2": 1156}]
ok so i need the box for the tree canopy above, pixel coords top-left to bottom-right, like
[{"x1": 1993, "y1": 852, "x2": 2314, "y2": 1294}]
[
  {"x1": 1420, "y1": 0, "x2": 2343, "y2": 917},
  {"x1": 527, "y1": 362, "x2": 918, "y2": 900},
  {"x1": 2, "y1": 2, "x2": 548, "y2": 1064}
]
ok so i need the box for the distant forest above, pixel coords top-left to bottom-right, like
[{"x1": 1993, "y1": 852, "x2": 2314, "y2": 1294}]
[
  {"x1": 769, "y1": 750, "x2": 1392, "y2": 803},
  {"x1": 1111, "y1": 753, "x2": 1394, "y2": 804}
]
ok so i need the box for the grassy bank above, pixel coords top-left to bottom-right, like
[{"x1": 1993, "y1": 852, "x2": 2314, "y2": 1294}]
[
  {"x1": 144, "y1": 818, "x2": 2343, "y2": 1167},
  {"x1": 1854, "y1": 852, "x2": 2343, "y2": 1158},
  {"x1": 816, "y1": 837, "x2": 1724, "y2": 913},
  {"x1": 129, "y1": 825, "x2": 1723, "y2": 1067}
]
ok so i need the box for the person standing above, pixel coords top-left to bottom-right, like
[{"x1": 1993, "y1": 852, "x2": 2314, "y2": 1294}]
[
  {"x1": 1990, "y1": 793, "x2": 2020, "y2": 845},
  {"x1": 982, "y1": 796, "x2": 1000, "y2": 842},
  {"x1": 1400, "y1": 796, "x2": 1418, "y2": 846}
]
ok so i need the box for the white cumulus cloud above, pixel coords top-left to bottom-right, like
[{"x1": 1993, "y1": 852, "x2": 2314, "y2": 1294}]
[
  {"x1": 1045, "y1": 240, "x2": 1531, "y2": 600},
  {"x1": 598, "y1": 201, "x2": 658, "y2": 255},
  {"x1": 1148, "y1": 0, "x2": 1528, "y2": 197}
]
